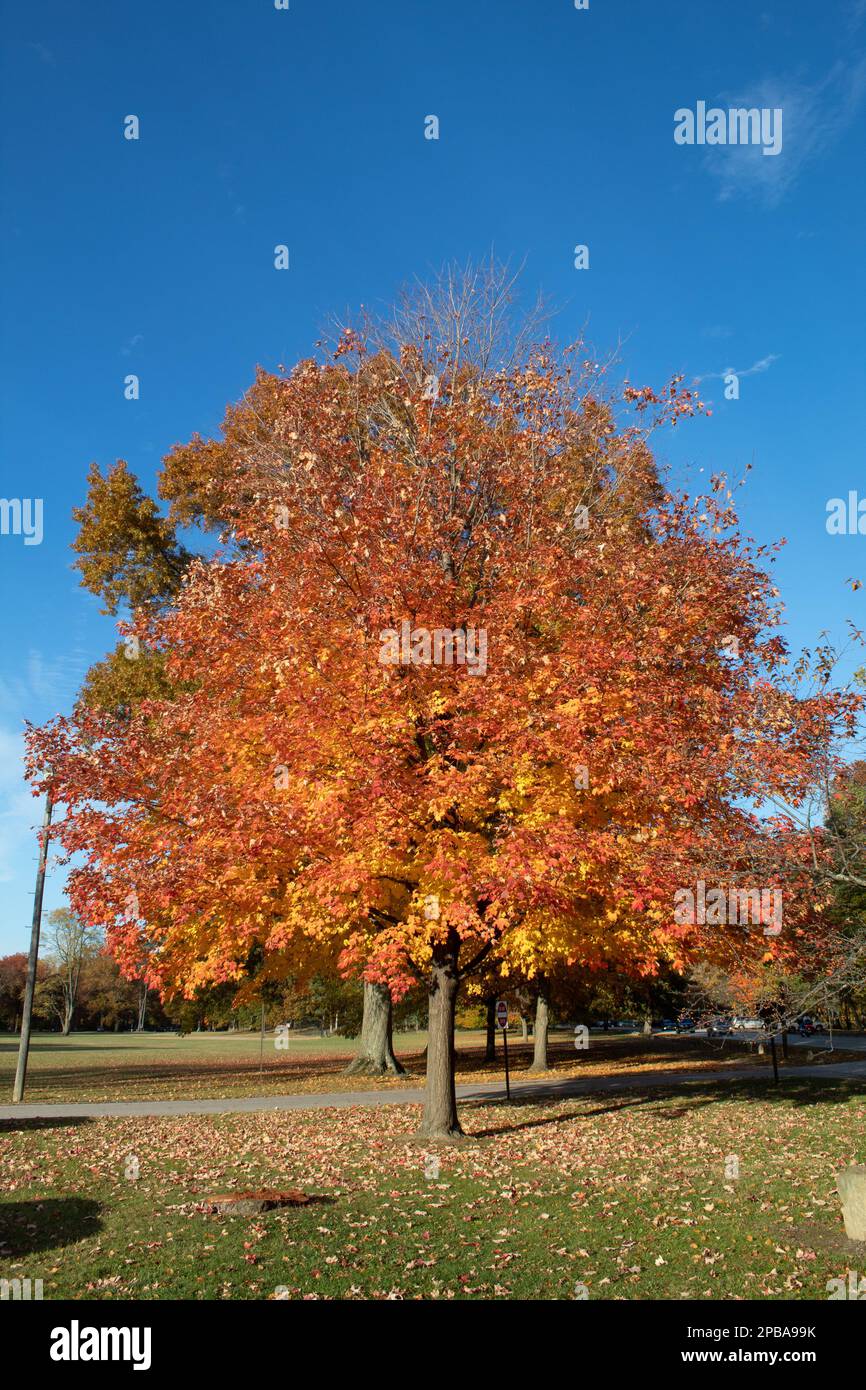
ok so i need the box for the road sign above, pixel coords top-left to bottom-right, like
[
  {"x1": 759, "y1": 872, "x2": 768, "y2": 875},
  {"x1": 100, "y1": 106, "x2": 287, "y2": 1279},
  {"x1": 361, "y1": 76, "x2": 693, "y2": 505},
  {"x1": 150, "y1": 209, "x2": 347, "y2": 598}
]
[{"x1": 495, "y1": 1000, "x2": 508, "y2": 1029}]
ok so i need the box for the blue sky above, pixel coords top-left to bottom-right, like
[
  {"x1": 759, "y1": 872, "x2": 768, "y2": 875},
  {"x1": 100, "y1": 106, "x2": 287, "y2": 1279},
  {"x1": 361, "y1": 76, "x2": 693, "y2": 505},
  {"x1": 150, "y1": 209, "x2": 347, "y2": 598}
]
[{"x1": 0, "y1": 0, "x2": 865, "y2": 953}]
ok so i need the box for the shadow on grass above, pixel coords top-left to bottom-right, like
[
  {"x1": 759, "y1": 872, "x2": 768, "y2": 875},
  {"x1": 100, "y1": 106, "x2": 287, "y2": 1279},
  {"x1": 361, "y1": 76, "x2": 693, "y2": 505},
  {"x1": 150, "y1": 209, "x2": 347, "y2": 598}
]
[
  {"x1": 0, "y1": 1036, "x2": 751, "y2": 1100},
  {"x1": 0, "y1": 1116, "x2": 93, "y2": 1135},
  {"x1": 465, "y1": 1072, "x2": 866, "y2": 1137},
  {"x1": 0, "y1": 1042, "x2": 158, "y2": 1055},
  {"x1": 0, "y1": 1055, "x2": 405, "y2": 1097},
  {"x1": 0, "y1": 1198, "x2": 103, "y2": 1257}
]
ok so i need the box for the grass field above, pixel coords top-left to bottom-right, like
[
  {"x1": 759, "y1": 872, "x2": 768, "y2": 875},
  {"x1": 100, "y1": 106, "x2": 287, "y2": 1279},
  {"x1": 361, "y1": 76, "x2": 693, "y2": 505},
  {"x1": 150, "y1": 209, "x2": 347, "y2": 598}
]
[
  {"x1": 2, "y1": 1031, "x2": 864, "y2": 1301},
  {"x1": 0, "y1": 1028, "x2": 786, "y2": 1104},
  {"x1": 2, "y1": 1075, "x2": 865, "y2": 1300}
]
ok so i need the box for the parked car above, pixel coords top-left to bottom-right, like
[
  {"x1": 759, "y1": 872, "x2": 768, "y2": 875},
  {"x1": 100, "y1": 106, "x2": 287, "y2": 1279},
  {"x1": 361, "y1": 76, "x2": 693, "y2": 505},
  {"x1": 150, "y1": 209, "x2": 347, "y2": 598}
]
[
  {"x1": 707, "y1": 1015, "x2": 733, "y2": 1036},
  {"x1": 676, "y1": 1014, "x2": 697, "y2": 1032},
  {"x1": 796, "y1": 1015, "x2": 825, "y2": 1036},
  {"x1": 732, "y1": 1016, "x2": 764, "y2": 1031}
]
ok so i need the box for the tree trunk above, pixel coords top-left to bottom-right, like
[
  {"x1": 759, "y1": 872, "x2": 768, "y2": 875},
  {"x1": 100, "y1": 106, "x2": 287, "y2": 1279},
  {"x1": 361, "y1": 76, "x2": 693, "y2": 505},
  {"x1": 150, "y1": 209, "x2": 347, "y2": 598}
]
[
  {"x1": 137, "y1": 983, "x2": 148, "y2": 1032},
  {"x1": 343, "y1": 982, "x2": 406, "y2": 1075},
  {"x1": 529, "y1": 981, "x2": 550, "y2": 1071},
  {"x1": 485, "y1": 997, "x2": 496, "y2": 1061},
  {"x1": 417, "y1": 936, "x2": 463, "y2": 1139}
]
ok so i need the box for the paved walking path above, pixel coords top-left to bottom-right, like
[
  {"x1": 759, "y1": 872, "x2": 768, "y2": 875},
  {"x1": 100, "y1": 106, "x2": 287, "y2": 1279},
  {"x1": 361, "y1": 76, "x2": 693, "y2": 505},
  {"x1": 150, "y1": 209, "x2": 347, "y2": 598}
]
[{"x1": 2, "y1": 1057, "x2": 864, "y2": 1121}]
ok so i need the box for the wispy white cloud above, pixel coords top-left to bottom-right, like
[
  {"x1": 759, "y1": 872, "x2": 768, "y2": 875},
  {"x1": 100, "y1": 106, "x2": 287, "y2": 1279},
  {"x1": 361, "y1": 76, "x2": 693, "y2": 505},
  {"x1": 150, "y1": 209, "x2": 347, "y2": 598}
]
[
  {"x1": 0, "y1": 640, "x2": 85, "y2": 945},
  {"x1": 25, "y1": 41, "x2": 55, "y2": 67},
  {"x1": 695, "y1": 353, "x2": 781, "y2": 385},
  {"x1": 0, "y1": 646, "x2": 89, "y2": 719},
  {"x1": 0, "y1": 726, "x2": 38, "y2": 889},
  {"x1": 703, "y1": 57, "x2": 866, "y2": 206},
  {"x1": 847, "y1": 0, "x2": 866, "y2": 38}
]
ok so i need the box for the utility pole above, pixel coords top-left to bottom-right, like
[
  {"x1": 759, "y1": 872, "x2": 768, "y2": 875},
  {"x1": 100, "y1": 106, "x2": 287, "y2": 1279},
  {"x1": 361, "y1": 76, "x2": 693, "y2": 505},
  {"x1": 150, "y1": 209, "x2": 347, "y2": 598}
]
[{"x1": 13, "y1": 789, "x2": 53, "y2": 1103}]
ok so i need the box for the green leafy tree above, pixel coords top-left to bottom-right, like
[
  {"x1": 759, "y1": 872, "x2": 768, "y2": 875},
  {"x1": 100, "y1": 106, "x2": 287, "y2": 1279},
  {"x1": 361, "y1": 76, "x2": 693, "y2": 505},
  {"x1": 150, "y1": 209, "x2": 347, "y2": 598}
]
[
  {"x1": 73, "y1": 460, "x2": 191, "y2": 617},
  {"x1": 42, "y1": 909, "x2": 102, "y2": 1034}
]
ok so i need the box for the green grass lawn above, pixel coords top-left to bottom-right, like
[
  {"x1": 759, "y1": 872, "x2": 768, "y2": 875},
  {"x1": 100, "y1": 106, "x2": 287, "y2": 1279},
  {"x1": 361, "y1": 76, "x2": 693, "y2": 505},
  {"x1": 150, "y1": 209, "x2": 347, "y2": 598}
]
[
  {"x1": 0, "y1": 1028, "x2": 432, "y2": 1102},
  {"x1": 0, "y1": 1028, "x2": 773, "y2": 1104},
  {"x1": 2, "y1": 1076, "x2": 865, "y2": 1300}
]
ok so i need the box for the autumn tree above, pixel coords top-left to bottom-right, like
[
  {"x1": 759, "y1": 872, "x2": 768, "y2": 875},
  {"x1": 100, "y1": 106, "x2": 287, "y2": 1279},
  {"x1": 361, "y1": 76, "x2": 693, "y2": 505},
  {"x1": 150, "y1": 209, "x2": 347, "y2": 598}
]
[
  {"x1": 72, "y1": 460, "x2": 193, "y2": 711},
  {"x1": 72, "y1": 409, "x2": 405, "y2": 1070},
  {"x1": 77, "y1": 954, "x2": 140, "y2": 1031},
  {"x1": 29, "y1": 267, "x2": 857, "y2": 1139},
  {"x1": 0, "y1": 954, "x2": 32, "y2": 1032}
]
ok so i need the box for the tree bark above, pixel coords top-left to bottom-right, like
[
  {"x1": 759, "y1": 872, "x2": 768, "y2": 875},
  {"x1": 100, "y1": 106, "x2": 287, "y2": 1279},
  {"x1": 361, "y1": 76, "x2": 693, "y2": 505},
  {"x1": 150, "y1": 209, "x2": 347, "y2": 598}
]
[
  {"x1": 417, "y1": 935, "x2": 463, "y2": 1138},
  {"x1": 520, "y1": 1014, "x2": 528, "y2": 1041},
  {"x1": 529, "y1": 980, "x2": 550, "y2": 1071},
  {"x1": 485, "y1": 996, "x2": 496, "y2": 1061},
  {"x1": 343, "y1": 982, "x2": 406, "y2": 1075}
]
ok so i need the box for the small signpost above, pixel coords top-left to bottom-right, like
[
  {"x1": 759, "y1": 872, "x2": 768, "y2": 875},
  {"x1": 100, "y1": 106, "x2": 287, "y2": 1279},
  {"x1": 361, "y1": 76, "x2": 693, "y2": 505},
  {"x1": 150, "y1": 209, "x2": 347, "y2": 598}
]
[
  {"x1": 769, "y1": 1033, "x2": 779, "y2": 1084},
  {"x1": 496, "y1": 1000, "x2": 511, "y2": 1100}
]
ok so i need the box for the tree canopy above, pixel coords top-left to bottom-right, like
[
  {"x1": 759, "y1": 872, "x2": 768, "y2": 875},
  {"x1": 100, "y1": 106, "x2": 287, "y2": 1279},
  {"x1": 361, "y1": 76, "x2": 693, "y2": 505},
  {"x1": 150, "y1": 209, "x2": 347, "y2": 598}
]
[{"x1": 27, "y1": 274, "x2": 860, "y2": 1134}]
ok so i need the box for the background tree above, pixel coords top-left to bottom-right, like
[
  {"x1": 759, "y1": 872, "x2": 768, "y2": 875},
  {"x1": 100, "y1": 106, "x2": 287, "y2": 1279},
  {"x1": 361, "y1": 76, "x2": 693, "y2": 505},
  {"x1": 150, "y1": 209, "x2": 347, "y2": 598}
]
[
  {"x1": 77, "y1": 954, "x2": 140, "y2": 1031},
  {"x1": 72, "y1": 460, "x2": 191, "y2": 618},
  {"x1": 32, "y1": 974, "x2": 70, "y2": 1032},
  {"x1": 42, "y1": 909, "x2": 101, "y2": 1035},
  {"x1": 0, "y1": 954, "x2": 37, "y2": 1031}
]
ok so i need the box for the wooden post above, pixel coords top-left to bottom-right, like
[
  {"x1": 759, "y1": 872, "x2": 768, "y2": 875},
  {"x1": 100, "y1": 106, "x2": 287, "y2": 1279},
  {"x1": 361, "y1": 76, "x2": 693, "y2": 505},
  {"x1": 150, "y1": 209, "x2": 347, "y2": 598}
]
[
  {"x1": 770, "y1": 1034, "x2": 779, "y2": 1084},
  {"x1": 12, "y1": 790, "x2": 53, "y2": 1103},
  {"x1": 502, "y1": 1025, "x2": 511, "y2": 1100}
]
